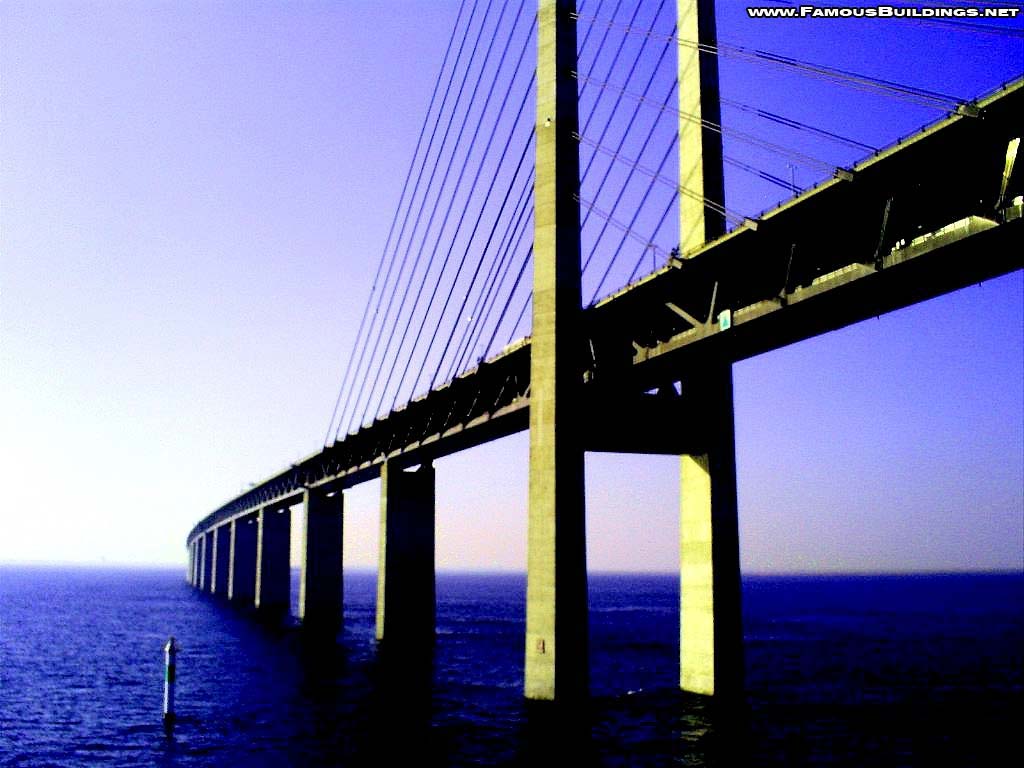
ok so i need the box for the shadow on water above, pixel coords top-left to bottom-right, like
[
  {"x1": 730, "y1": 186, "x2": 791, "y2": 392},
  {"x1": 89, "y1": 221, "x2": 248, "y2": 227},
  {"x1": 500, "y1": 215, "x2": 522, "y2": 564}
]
[
  {"x1": 551, "y1": 690, "x2": 754, "y2": 768},
  {"x1": 350, "y1": 640, "x2": 441, "y2": 765},
  {"x1": 514, "y1": 698, "x2": 598, "y2": 767}
]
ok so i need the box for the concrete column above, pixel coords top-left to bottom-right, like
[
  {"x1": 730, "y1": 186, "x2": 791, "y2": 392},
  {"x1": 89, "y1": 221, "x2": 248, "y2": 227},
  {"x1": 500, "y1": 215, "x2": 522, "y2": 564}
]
[
  {"x1": 212, "y1": 524, "x2": 231, "y2": 597},
  {"x1": 375, "y1": 462, "x2": 435, "y2": 644},
  {"x1": 678, "y1": 0, "x2": 725, "y2": 253},
  {"x1": 229, "y1": 514, "x2": 258, "y2": 604},
  {"x1": 187, "y1": 542, "x2": 194, "y2": 585},
  {"x1": 201, "y1": 533, "x2": 212, "y2": 592},
  {"x1": 255, "y1": 506, "x2": 291, "y2": 614},
  {"x1": 299, "y1": 489, "x2": 344, "y2": 631},
  {"x1": 227, "y1": 520, "x2": 237, "y2": 597},
  {"x1": 194, "y1": 540, "x2": 201, "y2": 587},
  {"x1": 525, "y1": 0, "x2": 588, "y2": 702},
  {"x1": 209, "y1": 528, "x2": 218, "y2": 594},
  {"x1": 679, "y1": 365, "x2": 743, "y2": 698}
]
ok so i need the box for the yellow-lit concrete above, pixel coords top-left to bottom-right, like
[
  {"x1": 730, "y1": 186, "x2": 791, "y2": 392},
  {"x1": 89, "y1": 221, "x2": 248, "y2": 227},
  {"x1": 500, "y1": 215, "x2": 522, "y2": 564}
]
[
  {"x1": 679, "y1": 366, "x2": 743, "y2": 698},
  {"x1": 678, "y1": 0, "x2": 724, "y2": 254},
  {"x1": 676, "y1": 0, "x2": 741, "y2": 699},
  {"x1": 525, "y1": 0, "x2": 588, "y2": 702}
]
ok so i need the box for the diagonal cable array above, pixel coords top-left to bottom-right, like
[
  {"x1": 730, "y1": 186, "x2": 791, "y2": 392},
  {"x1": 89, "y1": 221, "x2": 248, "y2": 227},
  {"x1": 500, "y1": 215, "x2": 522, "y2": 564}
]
[
  {"x1": 562, "y1": 0, "x2": 1022, "y2": 304},
  {"x1": 325, "y1": 0, "x2": 538, "y2": 442},
  {"x1": 325, "y1": 0, "x2": 1022, "y2": 444}
]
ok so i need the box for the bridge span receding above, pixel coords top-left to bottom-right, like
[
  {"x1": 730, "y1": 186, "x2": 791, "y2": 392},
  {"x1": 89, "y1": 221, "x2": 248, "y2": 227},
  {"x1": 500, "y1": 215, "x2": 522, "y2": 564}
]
[{"x1": 185, "y1": 0, "x2": 1023, "y2": 705}]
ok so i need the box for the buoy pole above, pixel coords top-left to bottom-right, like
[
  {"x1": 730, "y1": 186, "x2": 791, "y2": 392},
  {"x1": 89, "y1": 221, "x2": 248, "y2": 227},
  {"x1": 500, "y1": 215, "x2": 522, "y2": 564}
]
[{"x1": 163, "y1": 636, "x2": 177, "y2": 727}]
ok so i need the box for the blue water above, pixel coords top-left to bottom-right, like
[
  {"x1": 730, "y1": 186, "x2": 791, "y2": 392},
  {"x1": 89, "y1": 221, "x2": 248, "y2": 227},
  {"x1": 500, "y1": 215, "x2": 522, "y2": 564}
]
[{"x1": 1, "y1": 569, "x2": 1021, "y2": 766}]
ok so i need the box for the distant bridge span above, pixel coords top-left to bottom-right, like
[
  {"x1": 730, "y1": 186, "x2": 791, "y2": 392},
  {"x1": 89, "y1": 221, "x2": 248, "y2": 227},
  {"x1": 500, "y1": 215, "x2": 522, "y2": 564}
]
[{"x1": 186, "y1": 0, "x2": 1022, "y2": 705}]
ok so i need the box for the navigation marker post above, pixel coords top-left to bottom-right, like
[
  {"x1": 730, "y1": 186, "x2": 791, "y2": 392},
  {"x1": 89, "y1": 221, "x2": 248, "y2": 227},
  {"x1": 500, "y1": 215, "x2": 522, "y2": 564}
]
[{"x1": 163, "y1": 636, "x2": 178, "y2": 729}]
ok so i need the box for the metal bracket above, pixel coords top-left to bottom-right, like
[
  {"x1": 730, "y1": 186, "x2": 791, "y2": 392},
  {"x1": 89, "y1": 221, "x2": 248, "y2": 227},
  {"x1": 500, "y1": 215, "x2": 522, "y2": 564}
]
[
  {"x1": 872, "y1": 197, "x2": 894, "y2": 269},
  {"x1": 705, "y1": 281, "x2": 719, "y2": 326},
  {"x1": 665, "y1": 301, "x2": 703, "y2": 328},
  {"x1": 780, "y1": 243, "x2": 796, "y2": 305},
  {"x1": 997, "y1": 137, "x2": 1020, "y2": 210}
]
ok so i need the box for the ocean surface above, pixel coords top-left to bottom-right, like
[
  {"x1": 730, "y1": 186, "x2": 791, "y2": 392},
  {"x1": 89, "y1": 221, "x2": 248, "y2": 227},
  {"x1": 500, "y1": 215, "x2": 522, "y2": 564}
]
[{"x1": 0, "y1": 568, "x2": 1021, "y2": 767}]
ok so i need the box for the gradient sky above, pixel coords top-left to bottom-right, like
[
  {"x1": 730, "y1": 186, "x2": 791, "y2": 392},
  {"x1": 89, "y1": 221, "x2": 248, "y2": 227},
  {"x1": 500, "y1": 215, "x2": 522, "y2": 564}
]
[{"x1": 2, "y1": 1, "x2": 1021, "y2": 573}]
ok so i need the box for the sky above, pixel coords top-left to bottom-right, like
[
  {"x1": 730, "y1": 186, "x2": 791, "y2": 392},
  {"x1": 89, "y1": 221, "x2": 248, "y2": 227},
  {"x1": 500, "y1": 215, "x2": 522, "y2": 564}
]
[{"x1": 2, "y1": 0, "x2": 1021, "y2": 573}]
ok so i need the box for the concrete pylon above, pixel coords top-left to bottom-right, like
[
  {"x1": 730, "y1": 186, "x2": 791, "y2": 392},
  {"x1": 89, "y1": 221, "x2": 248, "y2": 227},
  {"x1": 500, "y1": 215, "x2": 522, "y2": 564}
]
[
  {"x1": 209, "y1": 529, "x2": 217, "y2": 594},
  {"x1": 212, "y1": 525, "x2": 231, "y2": 597},
  {"x1": 229, "y1": 514, "x2": 258, "y2": 604},
  {"x1": 299, "y1": 488, "x2": 344, "y2": 631},
  {"x1": 675, "y1": 0, "x2": 742, "y2": 699},
  {"x1": 195, "y1": 539, "x2": 202, "y2": 587},
  {"x1": 678, "y1": 0, "x2": 725, "y2": 253},
  {"x1": 679, "y1": 366, "x2": 743, "y2": 698},
  {"x1": 524, "y1": 0, "x2": 588, "y2": 702},
  {"x1": 255, "y1": 506, "x2": 291, "y2": 615},
  {"x1": 201, "y1": 532, "x2": 211, "y2": 591},
  {"x1": 376, "y1": 462, "x2": 435, "y2": 645}
]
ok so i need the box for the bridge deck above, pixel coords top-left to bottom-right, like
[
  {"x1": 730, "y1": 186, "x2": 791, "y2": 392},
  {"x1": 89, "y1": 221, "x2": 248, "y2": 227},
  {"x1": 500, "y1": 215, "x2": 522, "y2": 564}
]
[{"x1": 187, "y1": 77, "x2": 1022, "y2": 545}]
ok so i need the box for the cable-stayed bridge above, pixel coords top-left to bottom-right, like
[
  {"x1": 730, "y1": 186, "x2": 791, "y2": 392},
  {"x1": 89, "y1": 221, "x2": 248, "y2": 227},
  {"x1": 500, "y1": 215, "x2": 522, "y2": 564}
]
[{"x1": 185, "y1": 0, "x2": 1023, "y2": 701}]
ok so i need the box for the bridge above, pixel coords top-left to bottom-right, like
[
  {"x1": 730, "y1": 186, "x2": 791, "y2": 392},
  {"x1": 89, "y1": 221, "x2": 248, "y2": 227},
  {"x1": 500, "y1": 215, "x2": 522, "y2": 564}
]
[{"x1": 184, "y1": 0, "x2": 1023, "y2": 702}]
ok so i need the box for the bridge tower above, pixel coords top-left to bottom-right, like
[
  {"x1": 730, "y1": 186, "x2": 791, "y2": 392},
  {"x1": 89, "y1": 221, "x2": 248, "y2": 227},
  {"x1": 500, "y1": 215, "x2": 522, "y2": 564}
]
[
  {"x1": 525, "y1": 0, "x2": 740, "y2": 702},
  {"x1": 525, "y1": 0, "x2": 587, "y2": 701},
  {"x1": 677, "y1": 0, "x2": 743, "y2": 699}
]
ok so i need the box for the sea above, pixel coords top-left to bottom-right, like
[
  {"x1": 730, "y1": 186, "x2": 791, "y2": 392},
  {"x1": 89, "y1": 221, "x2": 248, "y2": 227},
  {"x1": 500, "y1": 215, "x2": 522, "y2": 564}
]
[{"x1": 0, "y1": 568, "x2": 1021, "y2": 767}]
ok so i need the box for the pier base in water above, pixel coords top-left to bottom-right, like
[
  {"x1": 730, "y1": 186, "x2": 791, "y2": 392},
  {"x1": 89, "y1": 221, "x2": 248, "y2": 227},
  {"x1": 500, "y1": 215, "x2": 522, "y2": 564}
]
[{"x1": 376, "y1": 462, "x2": 435, "y2": 645}]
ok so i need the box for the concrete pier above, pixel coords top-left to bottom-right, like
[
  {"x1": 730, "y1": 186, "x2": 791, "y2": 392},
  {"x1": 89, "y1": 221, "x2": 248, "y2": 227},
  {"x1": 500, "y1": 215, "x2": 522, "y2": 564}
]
[
  {"x1": 255, "y1": 506, "x2": 291, "y2": 614},
  {"x1": 212, "y1": 524, "x2": 230, "y2": 597},
  {"x1": 524, "y1": 0, "x2": 588, "y2": 702},
  {"x1": 299, "y1": 489, "x2": 344, "y2": 631},
  {"x1": 376, "y1": 462, "x2": 435, "y2": 645},
  {"x1": 679, "y1": 366, "x2": 743, "y2": 698},
  {"x1": 229, "y1": 514, "x2": 258, "y2": 604},
  {"x1": 200, "y1": 532, "x2": 211, "y2": 591}
]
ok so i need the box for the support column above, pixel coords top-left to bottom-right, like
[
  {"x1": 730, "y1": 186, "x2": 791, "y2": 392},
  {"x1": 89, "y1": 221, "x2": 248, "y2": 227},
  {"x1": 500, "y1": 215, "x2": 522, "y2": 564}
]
[
  {"x1": 375, "y1": 462, "x2": 435, "y2": 644},
  {"x1": 212, "y1": 524, "x2": 231, "y2": 597},
  {"x1": 209, "y1": 528, "x2": 218, "y2": 594},
  {"x1": 194, "y1": 540, "x2": 201, "y2": 587},
  {"x1": 525, "y1": 0, "x2": 588, "y2": 702},
  {"x1": 679, "y1": 366, "x2": 743, "y2": 698},
  {"x1": 678, "y1": 0, "x2": 725, "y2": 253},
  {"x1": 299, "y1": 489, "x2": 344, "y2": 631},
  {"x1": 201, "y1": 532, "x2": 212, "y2": 592},
  {"x1": 229, "y1": 514, "x2": 258, "y2": 604},
  {"x1": 187, "y1": 542, "x2": 194, "y2": 585},
  {"x1": 676, "y1": 0, "x2": 740, "y2": 700},
  {"x1": 255, "y1": 506, "x2": 291, "y2": 615}
]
